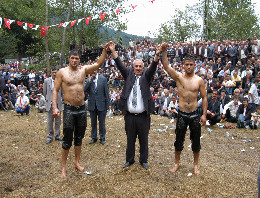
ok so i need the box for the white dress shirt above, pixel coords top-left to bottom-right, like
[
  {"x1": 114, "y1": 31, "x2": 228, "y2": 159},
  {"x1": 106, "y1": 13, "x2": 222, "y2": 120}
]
[{"x1": 127, "y1": 77, "x2": 145, "y2": 113}]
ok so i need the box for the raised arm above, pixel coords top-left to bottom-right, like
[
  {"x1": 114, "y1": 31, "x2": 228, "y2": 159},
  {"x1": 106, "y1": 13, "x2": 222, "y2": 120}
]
[
  {"x1": 83, "y1": 42, "x2": 112, "y2": 75},
  {"x1": 52, "y1": 70, "x2": 62, "y2": 117},
  {"x1": 199, "y1": 78, "x2": 208, "y2": 126},
  {"x1": 161, "y1": 42, "x2": 180, "y2": 81}
]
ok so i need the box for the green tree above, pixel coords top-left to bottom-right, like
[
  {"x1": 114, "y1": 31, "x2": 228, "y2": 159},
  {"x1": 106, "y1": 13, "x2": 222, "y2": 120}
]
[{"x1": 154, "y1": 6, "x2": 201, "y2": 43}]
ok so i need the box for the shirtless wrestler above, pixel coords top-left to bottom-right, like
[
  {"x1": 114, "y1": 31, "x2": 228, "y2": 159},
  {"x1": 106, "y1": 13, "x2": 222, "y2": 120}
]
[
  {"x1": 52, "y1": 41, "x2": 112, "y2": 178},
  {"x1": 161, "y1": 43, "x2": 208, "y2": 175}
]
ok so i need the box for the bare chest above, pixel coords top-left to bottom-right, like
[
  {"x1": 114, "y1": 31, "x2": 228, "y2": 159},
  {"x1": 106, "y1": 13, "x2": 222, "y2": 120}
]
[
  {"x1": 177, "y1": 77, "x2": 200, "y2": 94},
  {"x1": 62, "y1": 69, "x2": 85, "y2": 86}
]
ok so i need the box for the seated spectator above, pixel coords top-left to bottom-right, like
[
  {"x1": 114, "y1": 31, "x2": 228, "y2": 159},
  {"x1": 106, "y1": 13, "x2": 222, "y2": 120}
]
[
  {"x1": 0, "y1": 94, "x2": 7, "y2": 111},
  {"x1": 168, "y1": 95, "x2": 178, "y2": 119},
  {"x1": 251, "y1": 105, "x2": 260, "y2": 129},
  {"x1": 207, "y1": 90, "x2": 221, "y2": 125},
  {"x1": 111, "y1": 95, "x2": 122, "y2": 116},
  {"x1": 231, "y1": 71, "x2": 241, "y2": 89},
  {"x1": 111, "y1": 87, "x2": 121, "y2": 102},
  {"x1": 232, "y1": 88, "x2": 244, "y2": 102},
  {"x1": 15, "y1": 90, "x2": 30, "y2": 116},
  {"x1": 153, "y1": 93, "x2": 160, "y2": 114},
  {"x1": 221, "y1": 95, "x2": 241, "y2": 123},
  {"x1": 236, "y1": 97, "x2": 254, "y2": 129},
  {"x1": 221, "y1": 76, "x2": 235, "y2": 95},
  {"x1": 248, "y1": 78, "x2": 259, "y2": 111},
  {"x1": 2, "y1": 92, "x2": 14, "y2": 110},
  {"x1": 29, "y1": 91, "x2": 38, "y2": 106},
  {"x1": 35, "y1": 93, "x2": 46, "y2": 113},
  {"x1": 159, "y1": 89, "x2": 171, "y2": 116}
]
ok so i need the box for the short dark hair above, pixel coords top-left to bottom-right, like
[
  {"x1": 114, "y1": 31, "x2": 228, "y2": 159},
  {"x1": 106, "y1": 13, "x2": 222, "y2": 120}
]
[
  {"x1": 242, "y1": 97, "x2": 249, "y2": 102},
  {"x1": 256, "y1": 105, "x2": 260, "y2": 109},
  {"x1": 51, "y1": 67, "x2": 57, "y2": 71},
  {"x1": 253, "y1": 78, "x2": 260, "y2": 83},
  {"x1": 183, "y1": 55, "x2": 195, "y2": 63},
  {"x1": 69, "y1": 49, "x2": 80, "y2": 58},
  {"x1": 233, "y1": 95, "x2": 239, "y2": 100}
]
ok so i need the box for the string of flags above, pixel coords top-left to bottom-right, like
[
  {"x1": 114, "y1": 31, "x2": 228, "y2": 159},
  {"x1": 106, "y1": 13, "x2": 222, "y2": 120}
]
[{"x1": 0, "y1": 0, "x2": 156, "y2": 37}]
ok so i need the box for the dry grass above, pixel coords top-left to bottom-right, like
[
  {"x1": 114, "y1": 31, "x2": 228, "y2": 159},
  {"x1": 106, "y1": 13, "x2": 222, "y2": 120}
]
[{"x1": 0, "y1": 109, "x2": 259, "y2": 198}]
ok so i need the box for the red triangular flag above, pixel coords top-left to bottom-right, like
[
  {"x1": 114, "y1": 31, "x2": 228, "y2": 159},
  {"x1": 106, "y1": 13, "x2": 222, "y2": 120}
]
[
  {"x1": 27, "y1": 23, "x2": 34, "y2": 28},
  {"x1": 85, "y1": 17, "x2": 91, "y2": 25},
  {"x1": 151, "y1": 0, "x2": 155, "y2": 3},
  {"x1": 71, "y1": 20, "x2": 77, "y2": 28},
  {"x1": 100, "y1": 13, "x2": 106, "y2": 21},
  {"x1": 132, "y1": 5, "x2": 137, "y2": 9},
  {"x1": 116, "y1": 9, "x2": 121, "y2": 15},
  {"x1": 4, "y1": 19, "x2": 11, "y2": 29},
  {"x1": 41, "y1": 26, "x2": 46, "y2": 36},
  {"x1": 58, "y1": 23, "x2": 64, "y2": 28},
  {"x1": 44, "y1": 26, "x2": 50, "y2": 30},
  {"x1": 17, "y1": 21, "x2": 23, "y2": 26}
]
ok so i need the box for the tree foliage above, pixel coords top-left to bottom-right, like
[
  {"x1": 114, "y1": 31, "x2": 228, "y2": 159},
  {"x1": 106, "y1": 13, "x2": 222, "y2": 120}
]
[
  {"x1": 154, "y1": 6, "x2": 201, "y2": 43},
  {"x1": 199, "y1": 0, "x2": 260, "y2": 40}
]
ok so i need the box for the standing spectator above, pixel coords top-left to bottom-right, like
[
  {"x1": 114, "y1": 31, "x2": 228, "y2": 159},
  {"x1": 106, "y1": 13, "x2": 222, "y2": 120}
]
[
  {"x1": 85, "y1": 71, "x2": 111, "y2": 145},
  {"x1": 0, "y1": 74, "x2": 6, "y2": 95},
  {"x1": 43, "y1": 68, "x2": 63, "y2": 144},
  {"x1": 15, "y1": 90, "x2": 30, "y2": 116}
]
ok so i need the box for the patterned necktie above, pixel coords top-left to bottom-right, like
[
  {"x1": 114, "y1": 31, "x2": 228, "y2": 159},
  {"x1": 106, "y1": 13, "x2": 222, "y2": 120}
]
[{"x1": 132, "y1": 76, "x2": 139, "y2": 108}]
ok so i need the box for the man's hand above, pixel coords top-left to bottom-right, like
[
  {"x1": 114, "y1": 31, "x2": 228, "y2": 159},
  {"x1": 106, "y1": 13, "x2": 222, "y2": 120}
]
[
  {"x1": 200, "y1": 115, "x2": 207, "y2": 126},
  {"x1": 108, "y1": 106, "x2": 111, "y2": 110},
  {"x1": 53, "y1": 108, "x2": 61, "y2": 118}
]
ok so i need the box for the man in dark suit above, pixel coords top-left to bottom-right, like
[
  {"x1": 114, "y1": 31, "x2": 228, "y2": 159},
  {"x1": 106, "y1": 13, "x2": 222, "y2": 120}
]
[
  {"x1": 108, "y1": 42, "x2": 162, "y2": 170},
  {"x1": 207, "y1": 90, "x2": 221, "y2": 125},
  {"x1": 85, "y1": 71, "x2": 110, "y2": 145},
  {"x1": 236, "y1": 97, "x2": 254, "y2": 128}
]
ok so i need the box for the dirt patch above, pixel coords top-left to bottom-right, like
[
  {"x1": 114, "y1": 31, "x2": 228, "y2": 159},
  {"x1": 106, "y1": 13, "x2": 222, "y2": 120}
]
[{"x1": 0, "y1": 110, "x2": 259, "y2": 197}]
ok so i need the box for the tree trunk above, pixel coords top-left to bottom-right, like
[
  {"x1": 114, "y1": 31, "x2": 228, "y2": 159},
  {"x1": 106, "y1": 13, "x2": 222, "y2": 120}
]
[
  {"x1": 59, "y1": 0, "x2": 73, "y2": 67},
  {"x1": 45, "y1": 0, "x2": 50, "y2": 75}
]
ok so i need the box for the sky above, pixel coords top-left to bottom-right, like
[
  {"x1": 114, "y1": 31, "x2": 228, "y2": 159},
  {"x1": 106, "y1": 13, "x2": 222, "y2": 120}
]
[{"x1": 120, "y1": 0, "x2": 260, "y2": 37}]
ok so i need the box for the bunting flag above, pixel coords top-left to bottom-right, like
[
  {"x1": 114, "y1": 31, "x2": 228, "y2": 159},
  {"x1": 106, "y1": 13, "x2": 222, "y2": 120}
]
[
  {"x1": 0, "y1": 0, "x2": 157, "y2": 36},
  {"x1": 71, "y1": 20, "x2": 77, "y2": 28},
  {"x1": 77, "y1": 18, "x2": 83, "y2": 25},
  {"x1": 62, "y1": 22, "x2": 70, "y2": 27},
  {"x1": 100, "y1": 13, "x2": 106, "y2": 21},
  {"x1": 4, "y1": 19, "x2": 11, "y2": 29},
  {"x1": 116, "y1": 9, "x2": 121, "y2": 15},
  {"x1": 41, "y1": 26, "x2": 46, "y2": 36},
  {"x1": 58, "y1": 23, "x2": 64, "y2": 28},
  {"x1": 32, "y1": 25, "x2": 40, "y2": 30},
  {"x1": 27, "y1": 23, "x2": 34, "y2": 28},
  {"x1": 23, "y1": 23, "x2": 27, "y2": 30},
  {"x1": 85, "y1": 17, "x2": 91, "y2": 25},
  {"x1": 17, "y1": 21, "x2": 23, "y2": 26}
]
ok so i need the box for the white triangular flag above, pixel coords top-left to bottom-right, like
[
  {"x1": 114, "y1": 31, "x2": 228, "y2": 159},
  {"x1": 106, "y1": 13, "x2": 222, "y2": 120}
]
[
  {"x1": 10, "y1": 20, "x2": 15, "y2": 24},
  {"x1": 77, "y1": 18, "x2": 83, "y2": 25},
  {"x1": 32, "y1": 25, "x2": 39, "y2": 30},
  {"x1": 23, "y1": 23, "x2": 27, "y2": 30},
  {"x1": 62, "y1": 22, "x2": 70, "y2": 27},
  {"x1": 0, "y1": 17, "x2": 2, "y2": 28}
]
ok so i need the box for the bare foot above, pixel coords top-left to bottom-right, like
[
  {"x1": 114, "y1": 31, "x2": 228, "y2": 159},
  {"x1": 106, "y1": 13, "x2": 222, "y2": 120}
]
[
  {"x1": 194, "y1": 165, "x2": 200, "y2": 175},
  {"x1": 170, "y1": 164, "x2": 179, "y2": 173},
  {"x1": 61, "y1": 167, "x2": 66, "y2": 178},
  {"x1": 75, "y1": 163, "x2": 84, "y2": 172}
]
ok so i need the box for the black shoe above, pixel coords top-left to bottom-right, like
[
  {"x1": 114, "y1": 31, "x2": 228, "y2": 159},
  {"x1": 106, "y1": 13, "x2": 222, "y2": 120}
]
[
  {"x1": 46, "y1": 140, "x2": 52, "y2": 144},
  {"x1": 141, "y1": 163, "x2": 149, "y2": 170},
  {"x1": 55, "y1": 137, "x2": 62, "y2": 141},
  {"x1": 21, "y1": 113, "x2": 24, "y2": 116},
  {"x1": 89, "y1": 139, "x2": 97, "y2": 144},
  {"x1": 237, "y1": 120, "x2": 241, "y2": 128},
  {"x1": 100, "y1": 140, "x2": 105, "y2": 145},
  {"x1": 123, "y1": 161, "x2": 134, "y2": 168},
  {"x1": 254, "y1": 124, "x2": 257, "y2": 129}
]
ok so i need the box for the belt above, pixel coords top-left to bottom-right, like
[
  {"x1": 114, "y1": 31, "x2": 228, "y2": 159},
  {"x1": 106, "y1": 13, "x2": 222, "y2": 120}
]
[
  {"x1": 64, "y1": 103, "x2": 85, "y2": 111},
  {"x1": 178, "y1": 109, "x2": 199, "y2": 116},
  {"x1": 126, "y1": 111, "x2": 147, "y2": 116}
]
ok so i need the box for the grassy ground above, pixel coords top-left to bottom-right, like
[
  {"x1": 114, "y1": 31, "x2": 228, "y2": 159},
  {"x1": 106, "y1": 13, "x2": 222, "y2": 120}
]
[{"x1": 0, "y1": 109, "x2": 259, "y2": 197}]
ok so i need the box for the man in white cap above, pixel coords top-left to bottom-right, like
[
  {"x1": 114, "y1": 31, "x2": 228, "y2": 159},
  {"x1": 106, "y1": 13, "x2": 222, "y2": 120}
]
[{"x1": 15, "y1": 90, "x2": 30, "y2": 115}]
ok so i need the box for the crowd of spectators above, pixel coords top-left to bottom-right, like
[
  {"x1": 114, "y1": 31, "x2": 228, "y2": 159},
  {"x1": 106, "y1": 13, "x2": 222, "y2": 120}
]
[{"x1": 1, "y1": 36, "x2": 260, "y2": 129}]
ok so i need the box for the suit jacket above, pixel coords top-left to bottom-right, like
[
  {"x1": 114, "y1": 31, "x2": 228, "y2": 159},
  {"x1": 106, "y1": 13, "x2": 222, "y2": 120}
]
[
  {"x1": 159, "y1": 95, "x2": 171, "y2": 112},
  {"x1": 114, "y1": 57, "x2": 158, "y2": 115},
  {"x1": 85, "y1": 74, "x2": 110, "y2": 111},
  {"x1": 236, "y1": 103, "x2": 254, "y2": 121},
  {"x1": 43, "y1": 77, "x2": 62, "y2": 111},
  {"x1": 207, "y1": 96, "x2": 221, "y2": 117}
]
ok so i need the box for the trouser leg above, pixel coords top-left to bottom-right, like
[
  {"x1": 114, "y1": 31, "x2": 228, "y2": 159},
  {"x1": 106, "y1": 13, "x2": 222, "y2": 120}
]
[
  {"x1": 125, "y1": 114, "x2": 137, "y2": 163},
  {"x1": 90, "y1": 109, "x2": 98, "y2": 140},
  {"x1": 98, "y1": 110, "x2": 106, "y2": 141},
  {"x1": 47, "y1": 108, "x2": 54, "y2": 141}
]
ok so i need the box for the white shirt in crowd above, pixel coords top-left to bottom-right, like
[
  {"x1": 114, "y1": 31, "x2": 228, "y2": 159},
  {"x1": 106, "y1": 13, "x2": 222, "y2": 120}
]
[
  {"x1": 249, "y1": 83, "x2": 259, "y2": 104},
  {"x1": 223, "y1": 100, "x2": 241, "y2": 117},
  {"x1": 15, "y1": 95, "x2": 29, "y2": 108}
]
